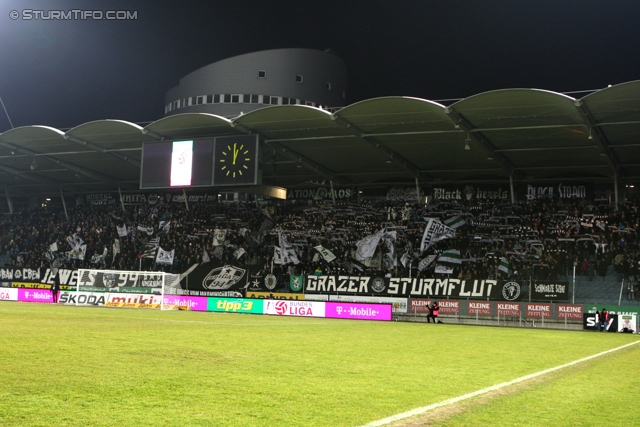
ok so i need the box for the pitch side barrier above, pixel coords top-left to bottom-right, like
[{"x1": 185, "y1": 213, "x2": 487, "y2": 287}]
[{"x1": 50, "y1": 291, "x2": 393, "y2": 321}]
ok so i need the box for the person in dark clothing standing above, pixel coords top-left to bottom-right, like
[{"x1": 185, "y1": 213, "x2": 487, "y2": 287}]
[
  {"x1": 427, "y1": 301, "x2": 440, "y2": 323},
  {"x1": 51, "y1": 274, "x2": 60, "y2": 304},
  {"x1": 597, "y1": 308, "x2": 610, "y2": 331}
]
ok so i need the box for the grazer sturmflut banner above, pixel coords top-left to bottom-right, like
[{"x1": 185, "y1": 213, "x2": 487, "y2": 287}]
[{"x1": 304, "y1": 276, "x2": 524, "y2": 301}]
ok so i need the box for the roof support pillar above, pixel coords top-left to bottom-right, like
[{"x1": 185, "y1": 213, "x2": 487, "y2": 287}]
[
  {"x1": 60, "y1": 189, "x2": 69, "y2": 221},
  {"x1": 331, "y1": 115, "x2": 431, "y2": 183},
  {"x1": 574, "y1": 100, "x2": 621, "y2": 177},
  {"x1": 5, "y1": 186, "x2": 13, "y2": 214},
  {"x1": 510, "y1": 175, "x2": 515, "y2": 204},
  {"x1": 614, "y1": 173, "x2": 619, "y2": 211}
]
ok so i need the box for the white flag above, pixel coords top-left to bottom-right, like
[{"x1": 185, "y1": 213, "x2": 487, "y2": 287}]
[
  {"x1": 438, "y1": 249, "x2": 462, "y2": 264},
  {"x1": 498, "y1": 257, "x2": 511, "y2": 276},
  {"x1": 278, "y1": 230, "x2": 299, "y2": 264},
  {"x1": 400, "y1": 252, "x2": 413, "y2": 268},
  {"x1": 213, "y1": 229, "x2": 227, "y2": 246},
  {"x1": 233, "y1": 247, "x2": 246, "y2": 260},
  {"x1": 434, "y1": 264, "x2": 454, "y2": 274},
  {"x1": 49, "y1": 242, "x2": 58, "y2": 252},
  {"x1": 156, "y1": 247, "x2": 175, "y2": 265},
  {"x1": 418, "y1": 255, "x2": 437, "y2": 271},
  {"x1": 116, "y1": 225, "x2": 128, "y2": 237},
  {"x1": 314, "y1": 245, "x2": 336, "y2": 263},
  {"x1": 420, "y1": 219, "x2": 456, "y2": 252},
  {"x1": 355, "y1": 229, "x2": 385, "y2": 261},
  {"x1": 202, "y1": 249, "x2": 211, "y2": 263}
]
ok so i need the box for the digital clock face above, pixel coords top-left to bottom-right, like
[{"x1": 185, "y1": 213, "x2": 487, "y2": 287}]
[{"x1": 213, "y1": 135, "x2": 259, "y2": 185}]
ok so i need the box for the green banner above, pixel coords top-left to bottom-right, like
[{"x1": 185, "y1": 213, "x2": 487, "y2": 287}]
[
  {"x1": 289, "y1": 275, "x2": 304, "y2": 292},
  {"x1": 207, "y1": 297, "x2": 263, "y2": 314},
  {"x1": 586, "y1": 305, "x2": 640, "y2": 316}
]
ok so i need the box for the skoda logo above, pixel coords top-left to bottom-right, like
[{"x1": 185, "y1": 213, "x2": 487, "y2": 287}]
[
  {"x1": 502, "y1": 281, "x2": 521, "y2": 301},
  {"x1": 371, "y1": 277, "x2": 385, "y2": 293}
]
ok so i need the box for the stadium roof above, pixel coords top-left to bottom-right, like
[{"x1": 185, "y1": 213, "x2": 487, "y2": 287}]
[{"x1": 1, "y1": 80, "x2": 639, "y2": 195}]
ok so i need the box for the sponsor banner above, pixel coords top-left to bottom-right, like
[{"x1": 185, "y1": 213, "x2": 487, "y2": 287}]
[
  {"x1": 583, "y1": 313, "x2": 618, "y2": 332},
  {"x1": 207, "y1": 297, "x2": 263, "y2": 314},
  {"x1": 325, "y1": 302, "x2": 392, "y2": 321},
  {"x1": 586, "y1": 305, "x2": 640, "y2": 316},
  {"x1": 11, "y1": 282, "x2": 74, "y2": 291},
  {"x1": 468, "y1": 301, "x2": 492, "y2": 316},
  {"x1": 286, "y1": 187, "x2": 354, "y2": 200},
  {"x1": 497, "y1": 302, "x2": 520, "y2": 317},
  {"x1": 531, "y1": 281, "x2": 569, "y2": 301},
  {"x1": 0, "y1": 288, "x2": 18, "y2": 301},
  {"x1": 104, "y1": 293, "x2": 162, "y2": 309},
  {"x1": 526, "y1": 303, "x2": 552, "y2": 318},
  {"x1": 303, "y1": 294, "x2": 329, "y2": 301},
  {"x1": 18, "y1": 288, "x2": 53, "y2": 303},
  {"x1": 410, "y1": 299, "x2": 460, "y2": 314},
  {"x1": 618, "y1": 314, "x2": 636, "y2": 333},
  {"x1": 263, "y1": 300, "x2": 326, "y2": 317},
  {"x1": 304, "y1": 276, "x2": 523, "y2": 301},
  {"x1": 557, "y1": 304, "x2": 583, "y2": 319},
  {"x1": 245, "y1": 291, "x2": 305, "y2": 300},
  {"x1": 58, "y1": 291, "x2": 106, "y2": 306},
  {"x1": 162, "y1": 295, "x2": 208, "y2": 311},
  {"x1": 330, "y1": 295, "x2": 408, "y2": 313}
]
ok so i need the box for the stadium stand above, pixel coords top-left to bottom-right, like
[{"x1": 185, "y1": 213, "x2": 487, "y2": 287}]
[{"x1": 2, "y1": 195, "x2": 639, "y2": 305}]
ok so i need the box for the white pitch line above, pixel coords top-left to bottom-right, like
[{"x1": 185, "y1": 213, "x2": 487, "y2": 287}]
[{"x1": 361, "y1": 339, "x2": 640, "y2": 427}]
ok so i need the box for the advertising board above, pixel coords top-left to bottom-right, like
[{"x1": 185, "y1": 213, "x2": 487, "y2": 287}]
[
  {"x1": 207, "y1": 297, "x2": 263, "y2": 314},
  {"x1": 58, "y1": 291, "x2": 106, "y2": 306},
  {"x1": 325, "y1": 302, "x2": 392, "y2": 321},
  {"x1": 162, "y1": 296, "x2": 208, "y2": 311},
  {"x1": 18, "y1": 288, "x2": 53, "y2": 303},
  {"x1": 557, "y1": 304, "x2": 583, "y2": 319},
  {"x1": 330, "y1": 295, "x2": 407, "y2": 313},
  {"x1": 526, "y1": 303, "x2": 552, "y2": 318},
  {"x1": 0, "y1": 288, "x2": 18, "y2": 301},
  {"x1": 263, "y1": 300, "x2": 325, "y2": 317},
  {"x1": 104, "y1": 293, "x2": 163, "y2": 309},
  {"x1": 497, "y1": 302, "x2": 520, "y2": 317},
  {"x1": 468, "y1": 301, "x2": 491, "y2": 316},
  {"x1": 245, "y1": 291, "x2": 305, "y2": 300}
]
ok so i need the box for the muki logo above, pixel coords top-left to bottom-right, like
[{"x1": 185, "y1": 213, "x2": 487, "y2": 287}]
[
  {"x1": 502, "y1": 281, "x2": 521, "y2": 301},
  {"x1": 202, "y1": 266, "x2": 246, "y2": 290}
]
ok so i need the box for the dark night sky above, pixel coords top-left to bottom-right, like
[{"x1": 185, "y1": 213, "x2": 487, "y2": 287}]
[{"x1": 0, "y1": 0, "x2": 639, "y2": 132}]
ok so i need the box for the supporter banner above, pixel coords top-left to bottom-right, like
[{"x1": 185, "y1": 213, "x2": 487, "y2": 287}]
[
  {"x1": 330, "y1": 295, "x2": 408, "y2": 313},
  {"x1": 583, "y1": 313, "x2": 618, "y2": 332},
  {"x1": 289, "y1": 275, "x2": 304, "y2": 292},
  {"x1": 325, "y1": 302, "x2": 392, "y2": 321},
  {"x1": 497, "y1": 302, "x2": 520, "y2": 317},
  {"x1": 162, "y1": 296, "x2": 208, "y2": 311},
  {"x1": 207, "y1": 297, "x2": 263, "y2": 314},
  {"x1": 58, "y1": 291, "x2": 106, "y2": 306},
  {"x1": 522, "y1": 183, "x2": 592, "y2": 201},
  {"x1": 387, "y1": 187, "x2": 423, "y2": 201},
  {"x1": 104, "y1": 293, "x2": 163, "y2": 309},
  {"x1": 557, "y1": 304, "x2": 583, "y2": 319},
  {"x1": 18, "y1": 288, "x2": 53, "y2": 303},
  {"x1": 468, "y1": 301, "x2": 492, "y2": 316},
  {"x1": 304, "y1": 276, "x2": 523, "y2": 301},
  {"x1": 410, "y1": 299, "x2": 460, "y2": 314},
  {"x1": 84, "y1": 193, "x2": 116, "y2": 206},
  {"x1": 526, "y1": 303, "x2": 552, "y2": 318},
  {"x1": 120, "y1": 192, "x2": 217, "y2": 205},
  {"x1": 431, "y1": 185, "x2": 509, "y2": 201},
  {"x1": 0, "y1": 267, "x2": 42, "y2": 282},
  {"x1": 180, "y1": 264, "x2": 248, "y2": 296},
  {"x1": 263, "y1": 300, "x2": 325, "y2": 317},
  {"x1": 78, "y1": 270, "x2": 164, "y2": 292},
  {"x1": 286, "y1": 187, "x2": 354, "y2": 200},
  {"x1": 0, "y1": 288, "x2": 18, "y2": 301},
  {"x1": 245, "y1": 291, "x2": 305, "y2": 300},
  {"x1": 618, "y1": 314, "x2": 636, "y2": 333},
  {"x1": 531, "y1": 281, "x2": 569, "y2": 301}
]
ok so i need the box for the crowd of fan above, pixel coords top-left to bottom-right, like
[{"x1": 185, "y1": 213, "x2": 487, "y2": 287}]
[{"x1": 1, "y1": 195, "x2": 639, "y2": 292}]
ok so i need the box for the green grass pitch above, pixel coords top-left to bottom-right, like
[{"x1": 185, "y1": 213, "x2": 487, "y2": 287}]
[{"x1": 0, "y1": 302, "x2": 638, "y2": 427}]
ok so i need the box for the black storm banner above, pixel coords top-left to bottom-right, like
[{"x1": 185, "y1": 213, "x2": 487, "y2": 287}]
[
  {"x1": 304, "y1": 276, "x2": 524, "y2": 301},
  {"x1": 179, "y1": 264, "x2": 248, "y2": 297}
]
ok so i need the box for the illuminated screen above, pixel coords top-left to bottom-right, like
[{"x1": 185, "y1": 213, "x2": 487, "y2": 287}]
[{"x1": 170, "y1": 140, "x2": 193, "y2": 186}]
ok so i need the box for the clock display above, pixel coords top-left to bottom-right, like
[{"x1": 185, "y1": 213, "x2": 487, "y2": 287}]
[{"x1": 213, "y1": 134, "x2": 259, "y2": 185}]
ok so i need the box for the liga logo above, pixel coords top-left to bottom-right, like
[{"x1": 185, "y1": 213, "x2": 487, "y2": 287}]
[{"x1": 275, "y1": 300, "x2": 288, "y2": 315}]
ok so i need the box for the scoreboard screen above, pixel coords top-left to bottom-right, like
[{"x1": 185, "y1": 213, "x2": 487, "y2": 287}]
[{"x1": 140, "y1": 135, "x2": 259, "y2": 189}]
